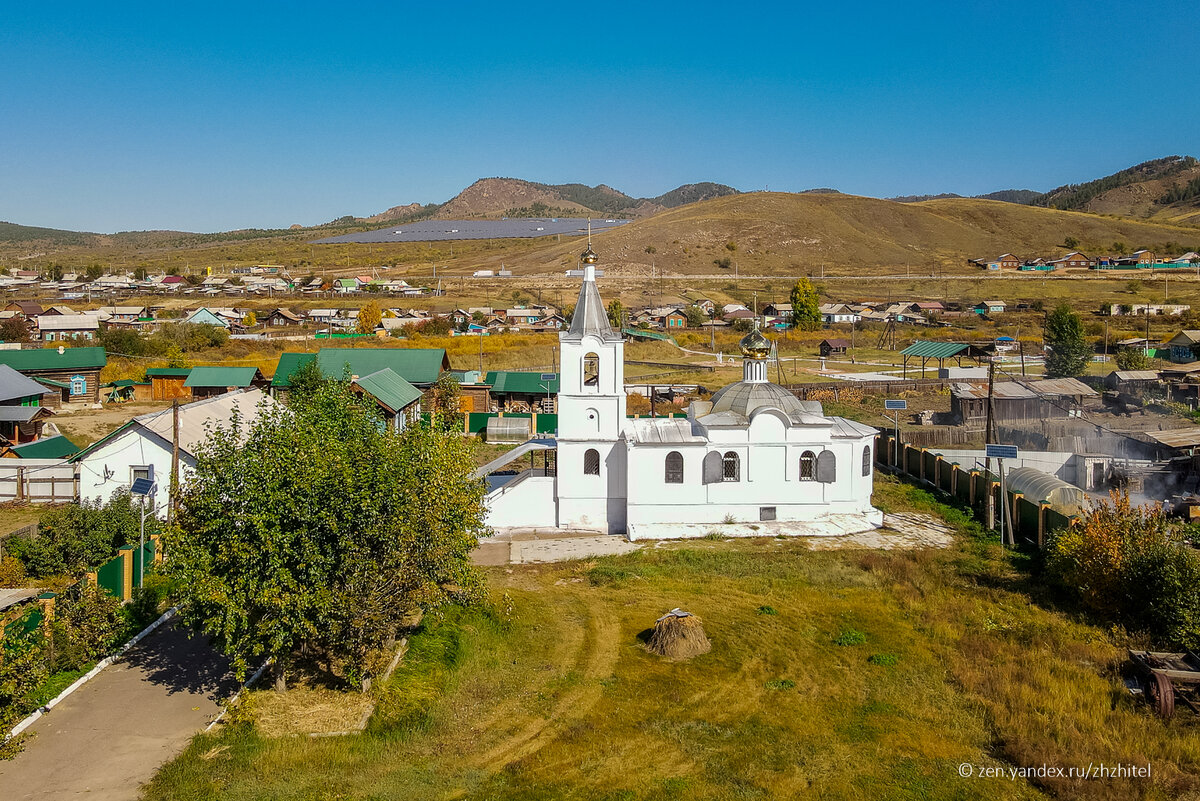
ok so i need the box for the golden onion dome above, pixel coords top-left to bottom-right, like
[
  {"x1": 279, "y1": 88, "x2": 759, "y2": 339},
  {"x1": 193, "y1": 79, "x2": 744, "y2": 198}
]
[
  {"x1": 581, "y1": 246, "x2": 599, "y2": 264},
  {"x1": 739, "y1": 326, "x2": 771, "y2": 359}
]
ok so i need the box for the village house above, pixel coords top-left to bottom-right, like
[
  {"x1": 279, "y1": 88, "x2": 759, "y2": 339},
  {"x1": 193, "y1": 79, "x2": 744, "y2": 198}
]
[
  {"x1": 973, "y1": 300, "x2": 1007, "y2": 315},
  {"x1": 950, "y1": 378, "x2": 1098, "y2": 427},
  {"x1": 4, "y1": 302, "x2": 43, "y2": 319},
  {"x1": 263, "y1": 308, "x2": 304, "y2": 327},
  {"x1": 1167, "y1": 330, "x2": 1200, "y2": 363},
  {"x1": 818, "y1": 338, "x2": 851, "y2": 358},
  {"x1": 969, "y1": 253, "x2": 1021, "y2": 271},
  {"x1": 72, "y1": 389, "x2": 276, "y2": 508},
  {"x1": 0, "y1": 346, "x2": 107, "y2": 407},
  {"x1": 0, "y1": 364, "x2": 57, "y2": 445},
  {"x1": 762, "y1": 303, "x2": 793, "y2": 321},
  {"x1": 145, "y1": 368, "x2": 192, "y2": 400},
  {"x1": 350, "y1": 368, "x2": 423, "y2": 431},
  {"x1": 269, "y1": 347, "x2": 450, "y2": 401},
  {"x1": 1050, "y1": 251, "x2": 1094, "y2": 269},
  {"x1": 485, "y1": 370, "x2": 559, "y2": 413},
  {"x1": 36, "y1": 314, "x2": 99, "y2": 342},
  {"x1": 819, "y1": 303, "x2": 860, "y2": 325},
  {"x1": 184, "y1": 366, "x2": 268, "y2": 399}
]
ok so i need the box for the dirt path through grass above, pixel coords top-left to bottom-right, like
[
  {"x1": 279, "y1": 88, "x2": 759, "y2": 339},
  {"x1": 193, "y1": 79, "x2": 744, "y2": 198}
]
[{"x1": 475, "y1": 593, "x2": 619, "y2": 772}]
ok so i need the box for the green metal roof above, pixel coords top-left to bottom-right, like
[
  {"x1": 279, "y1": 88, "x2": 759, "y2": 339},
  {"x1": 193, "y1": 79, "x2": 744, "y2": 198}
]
[
  {"x1": 184, "y1": 366, "x2": 261, "y2": 388},
  {"x1": 270, "y1": 352, "x2": 317, "y2": 387},
  {"x1": 103, "y1": 379, "x2": 147, "y2": 388},
  {"x1": 273, "y1": 348, "x2": 448, "y2": 388},
  {"x1": 0, "y1": 346, "x2": 107, "y2": 372},
  {"x1": 35, "y1": 377, "x2": 70, "y2": 389},
  {"x1": 146, "y1": 367, "x2": 193, "y2": 378},
  {"x1": 484, "y1": 371, "x2": 559, "y2": 394},
  {"x1": 622, "y1": 328, "x2": 677, "y2": 345},
  {"x1": 900, "y1": 340, "x2": 970, "y2": 359},
  {"x1": 8, "y1": 435, "x2": 79, "y2": 459},
  {"x1": 352, "y1": 368, "x2": 423, "y2": 413}
]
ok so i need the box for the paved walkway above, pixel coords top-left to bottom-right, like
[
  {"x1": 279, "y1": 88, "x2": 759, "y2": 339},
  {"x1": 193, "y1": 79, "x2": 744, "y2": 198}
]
[
  {"x1": 0, "y1": 620, "x2": 238, "y2": 801},
  {"x1": 473, "y1": 529, "x2": 642, "y2": 565},
  {"x1": 472, "y1": 512, "x2": 955, "y2": 565}
]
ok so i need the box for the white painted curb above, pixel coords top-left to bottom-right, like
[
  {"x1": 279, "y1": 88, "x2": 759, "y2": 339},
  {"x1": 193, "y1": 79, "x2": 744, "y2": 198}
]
[
  {"x1": 5, "y1": 606, "x2": 179, "y2": 742},
  {"x1": 204, "y1": 657, "x2": 273, "y2": 732}
]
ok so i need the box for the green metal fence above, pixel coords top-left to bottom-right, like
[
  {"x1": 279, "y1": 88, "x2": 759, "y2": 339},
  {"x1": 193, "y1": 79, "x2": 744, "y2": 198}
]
[{"x1": 97, "y1": 555, "x2": 124, "y2": 599}]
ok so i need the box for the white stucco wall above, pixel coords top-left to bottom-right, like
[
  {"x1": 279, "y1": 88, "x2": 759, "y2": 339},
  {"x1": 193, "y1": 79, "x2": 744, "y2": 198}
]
[
  {"x1": 75, "y1": 428, "x2": 186, "y2": 512},
  {"x1": 484, "y1": 474, "x2": 557, "y2": 529}
]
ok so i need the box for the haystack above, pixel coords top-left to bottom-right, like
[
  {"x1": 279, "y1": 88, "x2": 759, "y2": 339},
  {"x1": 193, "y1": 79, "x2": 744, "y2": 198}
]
[{"x1": 647, "y1": 608, "x2": 711, "y2": 660}]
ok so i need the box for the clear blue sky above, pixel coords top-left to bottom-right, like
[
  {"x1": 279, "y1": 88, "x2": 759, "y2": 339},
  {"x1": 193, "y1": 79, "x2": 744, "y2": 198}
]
[{"x1": 2, "y1": 0, "x2": 1196, "y2": 233}]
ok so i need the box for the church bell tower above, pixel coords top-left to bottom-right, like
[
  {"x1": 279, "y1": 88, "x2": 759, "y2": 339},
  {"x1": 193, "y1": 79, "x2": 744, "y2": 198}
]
[{"x1": 555, "y1": 243, "x2": 627, "y2": 533}]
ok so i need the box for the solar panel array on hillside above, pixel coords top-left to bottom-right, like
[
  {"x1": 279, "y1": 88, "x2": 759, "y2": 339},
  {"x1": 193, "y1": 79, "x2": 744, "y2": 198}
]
[{"x1": 310, "y1": 217, "x2": 629, "y2": 244}]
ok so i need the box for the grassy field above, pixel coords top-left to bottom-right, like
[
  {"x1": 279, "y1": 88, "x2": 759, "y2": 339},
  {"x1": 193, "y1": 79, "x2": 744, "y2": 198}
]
[{"x1": 142, "y1": 477, "x2": 1200, "y2": 801}]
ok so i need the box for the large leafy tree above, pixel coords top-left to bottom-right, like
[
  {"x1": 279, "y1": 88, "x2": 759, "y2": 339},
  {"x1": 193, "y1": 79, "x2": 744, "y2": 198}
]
[
  {"x1": 789, "y1": 278, "x2": 822, "y2": 331},
  {"x1": 1043, "y1": 303, "x2": 1091, "y2": 377},
  {"x1": 357, "y1": 301, "x2": 382, "y2": 334},
  {"x1": 168, "y1": 380, "x2": 486, "y2": 690}
]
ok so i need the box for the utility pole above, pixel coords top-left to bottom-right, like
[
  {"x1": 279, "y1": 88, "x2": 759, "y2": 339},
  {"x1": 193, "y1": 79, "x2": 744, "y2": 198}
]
[
  {"x1": 983, "y1": 359, "x2": 997, "y2": 476},
  {"x1": 169, "y1": 399, "x2": 180, "y2": 523}
]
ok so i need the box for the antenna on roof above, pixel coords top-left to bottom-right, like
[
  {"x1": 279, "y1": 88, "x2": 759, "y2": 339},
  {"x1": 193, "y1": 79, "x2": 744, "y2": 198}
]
[{"x1": 587, "y1": 219, "x2": 592, "y2": 248}]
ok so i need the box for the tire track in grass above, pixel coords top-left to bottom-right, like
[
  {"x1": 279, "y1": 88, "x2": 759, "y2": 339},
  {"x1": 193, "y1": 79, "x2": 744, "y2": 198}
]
[{"x1": 474, "y1": 595, "x2": 619, "y2": 772}]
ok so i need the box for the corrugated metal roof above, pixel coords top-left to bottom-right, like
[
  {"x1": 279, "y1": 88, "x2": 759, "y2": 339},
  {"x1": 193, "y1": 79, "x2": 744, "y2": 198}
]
[
  {"x1": 485, "y1": 371, "x2": 559, "y2": 394},
  {"x1": 830, "y1": 417, "x2": 879, "y2": 438},
  {"x1": 1031, "y1": 377, "x2": 1098, "y2": 397},
  {"x1": 8, "y1": 435, "x2": 78, "y2": 459},
  {"x1": 0, "y1": 407, "x2": 49, "y2": 422},
  {"x1": 316, "y1": 348, "x2": 448, "y2": 386},
  {"x1": 137, "y1": 389, "x2": 276, "y2": 457},
  {"x1": 1111, "y1": 370, "x2": 1159, "y2": 381},
  {"x1": 0, "y1": 363, "x2": 56, "y2": 402},
  {"x1": 625, "y1": 418, "x2": 706, "y2": 444},
  {"x1": 0, "y1": 346, "x2": 106, "y2": 371},
  {"x1": 900, "y1": 340, "x2": 970, "y2": 358},
  {"x1": 1141, "y1": 428, "x2": 1200, "y2": 449},
  {"x1": 184, "y1": 366, "x2": 261, "y2": 388},
  {"x1": 270, "y1": 353, "x2": 317, "y2": 387},
  {"x1": 352, "y1": 368, "x2": 422, "y2": 413}
]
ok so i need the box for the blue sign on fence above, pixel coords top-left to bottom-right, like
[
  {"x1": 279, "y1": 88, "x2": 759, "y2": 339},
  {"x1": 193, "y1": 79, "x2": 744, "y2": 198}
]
[
  {"x1": 985, "y1": 444, "x2": 1019, "y2": 460},
  {"x1": 884, "y1": 399, "x2": 908, "y2": 411}
]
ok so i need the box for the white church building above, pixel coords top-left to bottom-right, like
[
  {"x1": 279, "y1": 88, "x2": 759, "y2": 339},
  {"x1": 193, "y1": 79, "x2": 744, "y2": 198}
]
[{"x1": 483, "y1": 247, "x2": 882, "y2": 540}]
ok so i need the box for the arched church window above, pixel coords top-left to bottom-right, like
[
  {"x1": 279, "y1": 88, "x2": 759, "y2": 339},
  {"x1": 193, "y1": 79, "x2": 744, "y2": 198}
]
[
  {"x1": 816, "y1": 450, "x2": 836, "y2": 483},
  {"x1": 583, "y1": 353, "x2": 600, "y2": 388},
  {"x1": 800, "y1": 451, "x2": 816, "y2": 480},
  {"x1": 722, "y1": 451, "x2": 740, "y2": 482},
  {"x1": 702, "y1": 451, "x2": 723, "y2": 484},
  {"x1": 584, "y1": 448, "x2": 600, "y2": 475},
  {"x1": 665, "y1": 451, "x2": 684, "y2": 484},
  {"x1": 862, "y1": 445, "x2": 872, "y2": 476}
]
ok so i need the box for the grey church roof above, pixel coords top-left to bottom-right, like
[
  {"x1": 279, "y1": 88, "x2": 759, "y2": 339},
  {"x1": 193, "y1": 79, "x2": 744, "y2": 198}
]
[
  {"x1": 707, "y1": 380, "x2": 824, "y2": 422},
  {"x1": 563, "y1": 272, "x2": 621, "y2": 342}
]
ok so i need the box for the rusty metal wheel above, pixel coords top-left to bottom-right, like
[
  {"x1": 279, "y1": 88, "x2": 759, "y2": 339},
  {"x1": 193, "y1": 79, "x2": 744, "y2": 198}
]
[{"x1": 1147, "y1": 672, "x2": 1176, "y2": 719}]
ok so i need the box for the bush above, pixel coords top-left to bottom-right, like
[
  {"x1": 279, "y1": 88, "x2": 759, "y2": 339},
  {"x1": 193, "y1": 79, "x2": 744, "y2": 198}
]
[
  {"x1": 1115, "y1": 347, "x2": 1150, "y2": 371},
  {"x1": 127, "y1": 573, "x2": 175, "y2": 629},
  {"x1": 0, "y1": 555, "x2": 25, "y2": 586},
  {"x1": 1046, "y1": 492, "x2": 1200, "y2": 649},
  {"x1": 7, "y1": 492, "x2": 159, "y2": 579},
  {"x1": 47, "y1": 583, "x2": 126, "y2": 672},
  {"x1": 834, "y1": 628, "x2": 866, "y2": 646}
]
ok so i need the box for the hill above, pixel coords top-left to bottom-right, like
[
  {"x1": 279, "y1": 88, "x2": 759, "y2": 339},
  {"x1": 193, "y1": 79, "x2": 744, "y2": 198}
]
[
  {"x1": 1032, "y1": 155, "x2": 1200, "y2": 225},
  {"x1": 428, "y1": 177, "x2": 739, "y2": 219},
  {"x1": 462, "y1": 191, "x2": 1200, "y2": 276}
]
